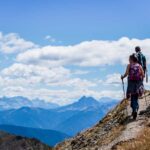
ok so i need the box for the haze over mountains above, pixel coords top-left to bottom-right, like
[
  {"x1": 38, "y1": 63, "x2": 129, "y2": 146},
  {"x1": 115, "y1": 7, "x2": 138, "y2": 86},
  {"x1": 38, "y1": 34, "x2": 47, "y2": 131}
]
[
  {"x1": 0, "y1": 96, "x2": 118, "y2": 146},
  {"x1": 0, "y1": 96, "x2": 59, "y2": 110}
]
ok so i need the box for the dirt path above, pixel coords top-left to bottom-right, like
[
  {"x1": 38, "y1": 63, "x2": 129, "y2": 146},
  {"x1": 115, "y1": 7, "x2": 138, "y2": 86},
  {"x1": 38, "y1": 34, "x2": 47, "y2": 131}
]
[{"x1": 100, "y1": 94, "x2": 150, "y2": 150}]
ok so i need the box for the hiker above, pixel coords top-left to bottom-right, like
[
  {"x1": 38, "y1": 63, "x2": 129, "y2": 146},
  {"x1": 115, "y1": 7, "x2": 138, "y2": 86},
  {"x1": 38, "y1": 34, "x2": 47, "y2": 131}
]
[
  {"x1": 121, "y1": 53, "x2": 145, "y2": 119},
  {"x1": 135, "y1": 46, "x2": 147, "y2": 75},
  {"x1": 135, "y1": 46, "x2": 148, "y2": 83}
]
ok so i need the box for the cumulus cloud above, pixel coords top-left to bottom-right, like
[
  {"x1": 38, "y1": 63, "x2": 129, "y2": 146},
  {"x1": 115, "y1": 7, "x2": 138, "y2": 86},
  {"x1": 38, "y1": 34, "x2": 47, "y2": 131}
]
[
  {"x1": 17, "y1": 37, "x2": 150, "y2": 67},
  {"x1": 1, "y1": 34, "x2": 150, "y2": 104},
  {"x1": 0, "y1": 63, "x2": 96, "y2": 93},
  {"x1": 0, "y1": 32, "x2": 37, "y2": 54},
  {"x1": 1, "y1": 63, "x2": 70, "y2": 84},
  {"x1": 0, "y1": 64, "x2": 97, "y2": 104}
]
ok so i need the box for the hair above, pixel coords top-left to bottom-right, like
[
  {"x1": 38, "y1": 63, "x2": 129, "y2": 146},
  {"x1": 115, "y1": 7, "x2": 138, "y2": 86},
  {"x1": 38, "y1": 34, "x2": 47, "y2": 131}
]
[
  {"x1": 129, "y1": 53, "x2": 138, "y2": 62},
  {"x1": 135, "y1": 46, "x2": 141, "y2": 52}
]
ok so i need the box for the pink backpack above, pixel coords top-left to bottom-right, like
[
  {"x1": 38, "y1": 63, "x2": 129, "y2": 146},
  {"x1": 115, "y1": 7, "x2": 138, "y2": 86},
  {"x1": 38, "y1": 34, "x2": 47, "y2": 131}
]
[{"x1": 129, "y1": 64, "x2": 141, "y2": 81}]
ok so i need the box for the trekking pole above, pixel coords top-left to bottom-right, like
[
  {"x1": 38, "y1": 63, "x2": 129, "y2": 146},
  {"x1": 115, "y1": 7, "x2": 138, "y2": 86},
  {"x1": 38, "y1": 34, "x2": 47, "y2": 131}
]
[
  {"x1": 144, "y1": 89, "x2": 148, "y2": 107},
  {"x1": 121, "y1": 79, "x2": 126, "y2": 99},
  {"x1": 146, "y1": 69, "x2": 148, "y2": 83},
  {"x1": 121, "y1": 78, "x2": 128, "y2": 115},
  {"x1": 145, "y1": 69, "x2": 149, "y2": 106}
]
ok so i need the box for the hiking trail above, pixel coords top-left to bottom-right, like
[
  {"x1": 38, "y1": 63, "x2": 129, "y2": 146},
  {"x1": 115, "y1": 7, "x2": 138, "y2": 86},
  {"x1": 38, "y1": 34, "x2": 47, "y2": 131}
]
[{"x1": 100, "y1": 92, "x2": 150, "y2": 150}]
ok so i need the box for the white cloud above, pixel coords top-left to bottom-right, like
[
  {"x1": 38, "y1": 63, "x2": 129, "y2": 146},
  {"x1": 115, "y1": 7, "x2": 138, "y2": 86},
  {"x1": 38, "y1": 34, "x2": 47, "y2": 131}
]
[
  {"x1": 1, "y1": 63, "x2": 70, "y2": 84},
  {"x1": 104, "y1": 73, "x2": 122, "y2": 86},
  {"x1": 1, "y1": 34, "x2": 150, "y2": 104},
  {"x1": 0, "y1": 64, "x2": 125, "y2": 105},
  {"x1": 45, "y1": 35, "x2": 56, "y2": 43},
  {"x1": 0, "y1": 32, "x2": 37, "y2": 54},
  {"x1": 17, "y1": 37, "x2": 150, "y2": 67},
  {"x1": 1, "y1": 63, "x2": 95, "y2": 87},
  {"x1": 0, "y1": 63, "x2": 96, "y2": 102}
]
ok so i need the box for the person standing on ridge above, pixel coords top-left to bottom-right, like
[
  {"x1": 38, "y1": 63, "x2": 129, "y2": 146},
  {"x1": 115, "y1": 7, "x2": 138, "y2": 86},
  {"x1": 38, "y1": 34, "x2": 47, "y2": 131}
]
[
  {"x1": 135, "y1": 46, "x2": 147, "y2": 76},
  {"x1": 121, "y1": 54, "x2": 144, "y2": 120}
]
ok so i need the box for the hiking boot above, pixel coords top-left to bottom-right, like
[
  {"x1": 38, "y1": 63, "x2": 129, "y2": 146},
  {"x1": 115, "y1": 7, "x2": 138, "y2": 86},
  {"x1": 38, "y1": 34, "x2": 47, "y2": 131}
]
[
  {"x1": 132, "y1": 111, "x2": 134, "y2": 116},
  {"x1": 133, "y1": 111, "x2": 137, "y2": 120}
]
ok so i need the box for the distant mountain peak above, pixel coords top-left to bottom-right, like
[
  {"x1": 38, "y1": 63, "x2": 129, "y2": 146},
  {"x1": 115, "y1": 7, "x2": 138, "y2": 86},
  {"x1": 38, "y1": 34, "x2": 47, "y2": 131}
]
[
  {"x1": 79, "y1": 96, "x2": 96, "y2": 100},
  {"x1": 56, "y1": 96, "x2": 101, "y2": 112},
  {"x1": 78, "y1": 96, "x2": 99, "y2": 105}
]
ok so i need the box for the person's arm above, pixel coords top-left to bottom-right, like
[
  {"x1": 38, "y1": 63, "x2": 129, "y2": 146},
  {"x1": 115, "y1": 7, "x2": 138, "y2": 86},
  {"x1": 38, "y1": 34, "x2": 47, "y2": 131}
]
[{"x1": 121, "y1": 64, "x2": 130, "y2": 79}]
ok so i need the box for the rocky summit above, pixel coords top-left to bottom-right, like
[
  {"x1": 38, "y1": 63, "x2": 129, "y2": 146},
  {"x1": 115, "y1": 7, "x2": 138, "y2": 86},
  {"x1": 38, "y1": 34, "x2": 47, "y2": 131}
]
[
  {"x1": 0, "y1": 130, "x2": 51, "y2": 150},
  {"x1": 54, "y1": 91, "x2": 150, "y2": 150}
]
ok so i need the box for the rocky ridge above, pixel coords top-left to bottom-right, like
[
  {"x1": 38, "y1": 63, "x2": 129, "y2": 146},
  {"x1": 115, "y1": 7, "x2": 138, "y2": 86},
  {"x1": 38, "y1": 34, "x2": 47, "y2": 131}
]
[{"x1": 54, "y1": 91, "x2": 150, "y2": 150}]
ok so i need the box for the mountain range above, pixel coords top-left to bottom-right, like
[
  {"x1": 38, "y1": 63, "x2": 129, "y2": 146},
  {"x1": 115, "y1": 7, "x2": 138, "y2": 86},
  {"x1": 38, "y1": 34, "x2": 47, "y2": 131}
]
[
  {"x1": 0, "y1": 96, "x2": 119, "y2": 145},
  {"x1": 0, "y1": 96, "x2": 59, "y2": 110}
]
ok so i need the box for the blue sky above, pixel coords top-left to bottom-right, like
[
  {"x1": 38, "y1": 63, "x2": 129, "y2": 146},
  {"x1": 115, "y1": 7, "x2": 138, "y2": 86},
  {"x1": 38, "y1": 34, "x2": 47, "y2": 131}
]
[
  {"x1": 0, "y1": 0, "x2": 150, "y2": 44},
  {"x1": 0, "y1": 0, "x2": 150, "y2": 104}
]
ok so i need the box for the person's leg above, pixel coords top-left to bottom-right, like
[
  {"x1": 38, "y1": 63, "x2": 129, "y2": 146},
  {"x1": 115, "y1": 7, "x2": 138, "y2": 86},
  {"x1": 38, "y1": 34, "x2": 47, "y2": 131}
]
[
  {"x1": 131, "y1": 94, "x2": 137, "y2": 111},
  {"x1": 136, "y1": 94, "x2": 139, "y2": 111},
  {"x1": 131, "y1": 94, "x2": 139, "y2": 119}
]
